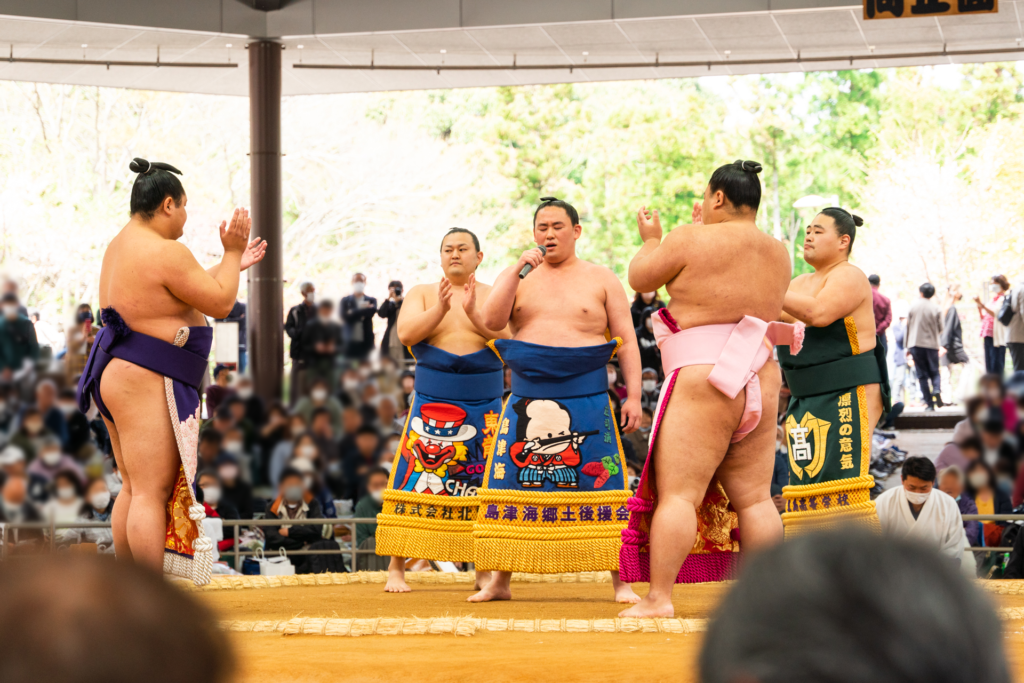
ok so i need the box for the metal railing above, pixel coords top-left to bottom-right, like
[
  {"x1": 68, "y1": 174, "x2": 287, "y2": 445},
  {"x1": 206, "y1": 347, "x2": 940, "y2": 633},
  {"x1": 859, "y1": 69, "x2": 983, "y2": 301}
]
[{"x1": 0, "y1": 518, "x2": 380, "y2": 572}]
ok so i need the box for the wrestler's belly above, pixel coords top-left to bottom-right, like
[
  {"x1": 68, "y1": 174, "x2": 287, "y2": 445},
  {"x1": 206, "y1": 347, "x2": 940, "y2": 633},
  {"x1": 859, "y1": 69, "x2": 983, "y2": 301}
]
[{"x1": 508, "y1": 320, "x2": 610, "y2": 348}]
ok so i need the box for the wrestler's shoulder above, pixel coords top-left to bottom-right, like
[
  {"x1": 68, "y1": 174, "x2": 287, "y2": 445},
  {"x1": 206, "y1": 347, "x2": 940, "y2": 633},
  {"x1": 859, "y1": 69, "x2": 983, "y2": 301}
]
[{"x1": 833, "y1": 261, "x2": 871, "y2": 286}]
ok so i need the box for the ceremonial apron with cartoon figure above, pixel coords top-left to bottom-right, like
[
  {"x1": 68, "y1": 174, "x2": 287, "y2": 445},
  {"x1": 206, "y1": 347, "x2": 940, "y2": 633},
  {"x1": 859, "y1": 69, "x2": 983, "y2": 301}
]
[
  {"x1": 375, "y1": 342, "x2": 503, "y2": 562},
  {"x1": 777, "y1": 317, "x2": 891, "y2": 535},
  {"x1": 474, "y1": 338, "x2": 630, "y2": 573}
]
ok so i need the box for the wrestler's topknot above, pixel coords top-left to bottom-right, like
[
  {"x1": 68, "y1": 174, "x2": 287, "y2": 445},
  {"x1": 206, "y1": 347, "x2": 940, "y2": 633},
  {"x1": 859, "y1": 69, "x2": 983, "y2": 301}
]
[
  {"x1": 819, "y1": 207, "x2": 863, "y2": 255},
  {"x1": 534, "y1": 196, "x2": 580, "y2": 227},
  {"x1": 708, "y1": 161, "x2": 762, "y2": 212},
  {"x1": 128, "y1": 157, "x2": 185, "y2": 220}
]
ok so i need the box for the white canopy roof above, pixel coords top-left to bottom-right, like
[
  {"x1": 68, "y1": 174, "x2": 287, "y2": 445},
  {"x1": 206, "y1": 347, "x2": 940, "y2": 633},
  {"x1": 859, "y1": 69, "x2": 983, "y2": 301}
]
[{"x1": 1, "y1": 0, "x2": 1022, "y2": 95}]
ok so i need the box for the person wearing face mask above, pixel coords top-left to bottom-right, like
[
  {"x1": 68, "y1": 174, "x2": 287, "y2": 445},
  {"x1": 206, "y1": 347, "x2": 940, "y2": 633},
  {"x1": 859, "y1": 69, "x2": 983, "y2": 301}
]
[
  {"x1": 294, "y1": 377, "x2": 344, "y2": 434},
  {"x1": 937, "y1": 465, "x2": 981, "y2": 548},
  {"x1": 26, "y1": 436, "x2": 85, "y2": 486},
  {"x1": 624, "y1": 407, "x2": 654, "y2": 464},
  {"x1": 265, "y1": 467, "x2": 338, "y2": 574},
  {"x1": 57, "y1": 388, "x2": 92, "y2": 457},
  {"x1": 378, "y1": 280, "x2": 415, "y2": 367},
  {"x1": 0, "y1": 473, "x2": 43, "y2": 545},
  {"x1": 635, "y1": 307, "x2": 662, "y2": 379},
  {"x1": 630, "y1": 290, "x2": 665, "y2": 330},
  {"x1": 966, "y1": 459, "x2": 1011, "y2": 547},
  {"x1": 975, "y1": 275, "x2": 1012, "y2": 376},
  {"x1": 233, "y1": 376, "x2": 265, "y2": 426},
  {"x1": 33, "y1": 379, "x2": 69, "y2": 451},
  {"x1": 0, "y1": 292, "x2": 39, "y2": 394},
  {"x1": 354, "y1": 467, "x2": 390, "y2": 547},
  {"x1": 340, "y1": 273, "x2": 378, "y2": 362},
  {"x1": 42, "y1": 470, "x2": 85, "y2": 545},
  {"x1": 288, "y1": 454, "x2": 336, "y2": 518},
  {"x1": 639, "y1": 367, "x2": 661, "y2": 411},
  {"x1": 197, "y1": 470, "x2": 240, "y2": 559},
  {"x1": 876, "y1": 457, "x2": 965, "y2": 564},
  {"x1": 0, "y1": 444, "x2": 49, "y2": 504},
  {"x1": 213, "y1": 452, "x2": 254, "y2": 520},
  {"x1": 285, "y1": 280, "x2": 318, "y2": 404},
  {"x1": 78, "y1": 477, "x2": 115, "y2": 548}
]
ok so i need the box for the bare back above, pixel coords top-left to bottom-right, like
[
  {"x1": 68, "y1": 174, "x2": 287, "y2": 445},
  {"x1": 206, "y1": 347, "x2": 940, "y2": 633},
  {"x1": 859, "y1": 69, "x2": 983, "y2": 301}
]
[
  {"x1": 660, "y1": 222, "x2": 791, "y2": 330},
  {"x1": 100, "y1": 225, "x2": 206, "y2": 343},
  {"x1": 414, "y1": 281, "x2": 499, "y2": 355},
  {"x1": 509, "y1": 259, "x2": 618, "y2": 347}
]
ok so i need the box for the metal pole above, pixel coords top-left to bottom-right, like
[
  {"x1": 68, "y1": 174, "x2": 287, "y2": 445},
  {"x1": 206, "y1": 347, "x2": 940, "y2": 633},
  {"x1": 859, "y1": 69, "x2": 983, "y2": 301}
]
[
  {"x1": 350, "y1": 522, "x2": 357, "y2": 572},
  {"x1": 234, "y1": 522, "x2": 241, "y2": 572},
  {"x1": 1, "y1": 523, "x2": 6, "y2": 560},
  {"x1": 247, "y1": 41, "x2": 284, "y2": 402}
]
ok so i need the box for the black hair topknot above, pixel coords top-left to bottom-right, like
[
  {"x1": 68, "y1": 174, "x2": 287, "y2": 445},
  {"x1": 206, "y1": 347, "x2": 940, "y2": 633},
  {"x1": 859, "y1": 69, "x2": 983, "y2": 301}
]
[{"x1": 128, "y1": 157, "x2": 185, "y2": 219}]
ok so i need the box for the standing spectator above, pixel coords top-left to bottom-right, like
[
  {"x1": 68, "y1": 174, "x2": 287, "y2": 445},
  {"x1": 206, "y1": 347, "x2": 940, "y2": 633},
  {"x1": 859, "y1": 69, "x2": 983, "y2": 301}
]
[
  {"x1": 1007, "y1": 275, "x2": 1024, "y2": 373},
  {"x1": 890, "y1": 303, "x2": 915, "y2": 406},
  {"x1": 868, "y1": 274, "x2": 892, "y2": 357},
  {"x1": 34, "y1": 379, "x2": 68, "y2": 451},
  {"x1": 636, "y1": 307, "x2": 661, "y2": 378},
  {"x1": 975, "y1": 274, "x2": 1011, "y2": 376},
  {"x1": 354, "y1": 467, "x2": 389, "y2": 546},
  {"x1": 64, "y1": 303, "x2": 97, "y2": 383},
  {"x1": 285, "y1": 280, "x2": 317, "y2": 404},
  {"x1": 204, "y1": 365, "x2": 233, "y2": 418},
  {"x1": 941, "y1": 284, "x2": 970, "y2": 402},
  {"x1": 630, "y1": 291, "x2": 664, "y2": 330},
  {"x1": 938, "y1": 465, "x2": 980, "y2": 547},
  {"x1": 215, "y1": 300, "x2": 247, "y2": 373},
  {"x1": 0, "y1": 292, "x2": 39, "y2": 399},
  {"x1": 302, "y1": 300, "x2": 342, "y2": 389},
  {"x1": 875, "y1": 457, "x2": 965, "y2": 564},
  {"x1": 907, "y1": 282, "x2": 945, "y2": 411},
  {"x1": 340, "y1": 273, "x2": 378, "y2": 362},
  {"x1": 378, "y1": 280, "x2": 413, "y2": 366}
]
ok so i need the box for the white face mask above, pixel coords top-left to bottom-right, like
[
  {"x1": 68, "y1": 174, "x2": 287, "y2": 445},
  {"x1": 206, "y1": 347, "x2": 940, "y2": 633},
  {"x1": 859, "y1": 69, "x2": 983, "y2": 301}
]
[
  {"x1": 303, "y1": 474, "x2": 314, "y2": 490},
  {"x1": 968, "y1": 472, "x2": 989, "y2": 490},
  {"x1": 311, "y1": 388, "x2": 328, "y2": 402},
  {"x1": 628, "y1": 476, "x2": 640, "y2": 489},
  {"x1": 90, "y1": 491, "x2": 111, "y2": 510},
  {"x1": 380, "y1": 461, "x2": 393, "y2": 473},
  {"x1": 58, "y1": 403, "x2": 77, "y2": 417},
  {"x1": 298, "y1": 444, "x2": 318, "y2": 460},
  {"x1": 343, "y1": 379, "x2": 360, "y2": 392},
  {"x1": 607, "y1": 372, "x2": 617, "y2": 387},
  {"x1": 990, "y1": 284, "x2": 1001, "y2": 293},
  {"x1": 370, "y1": 489, "x2": 384, "y2": 504},
  {"x1": 224, "y1": 440, "x2": 243, "y2": 455},
  {"x1": 905, "y1": 488, "x2": 931, "y2": 505},
  {"x1": 56, "y1": 486, "x2": 76, "y2": 501},
  {"x1": 237, "y1": 387, "x2": 254, "y2": 400},
  {"x1": 2, "y1": 304, "x2": 18, "y2": 319},
  {"x1": 41, "y1": 450, "x2": 61, "y2": 467},
  {"x1": 353, "y1": 282, "x2": 366, "y2": 294},
  {"x1": 305, "y1": 292, "x2": 315, "y2": 304},
  {"x1": 642, "y1": 379, "x2": 657, "y2": 393},
  {"x1": 201, "y1": 485, "x2": 222, "y2": 505},
  {"x1": 219, "y1": 464, "x2": 240, "y2": 481}
]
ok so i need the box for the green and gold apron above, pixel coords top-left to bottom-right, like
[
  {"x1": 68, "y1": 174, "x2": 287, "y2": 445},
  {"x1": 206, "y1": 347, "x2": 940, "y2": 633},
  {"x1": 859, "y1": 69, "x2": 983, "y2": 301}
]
[{"x1": 777, "y1": 317, "x2": 891, "y2": 535}]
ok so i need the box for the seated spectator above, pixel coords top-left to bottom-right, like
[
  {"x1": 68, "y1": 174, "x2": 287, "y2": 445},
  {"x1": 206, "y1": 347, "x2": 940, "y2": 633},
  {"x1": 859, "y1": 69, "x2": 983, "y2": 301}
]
[
  {"x1": 979, "y1": 406, "x2": 1016, "y2": 467},
  {"x1": 208, "y1": 404, "x2": 236, "y2": 436},
  {"x1": 57, "y1": 387, "x2": 92, "y2": 458},
  {"x1": 26, "y1": 435, "x2": 85, "y2": 487},
  {"x1": 290, "y1": 455, "x2": 336, "y2": 518},
  {"x1": 0, "y1": 384, "x2": 17, "y2": 440},
  {"x1": 224, "y1": 397, "x2": 257, "y2": 452},
  {"x1": 379, "y1": 432, "x2": 401, "y2": 472},
  {"x1": 0, "y1": 444, "x2": 48, "y2": 502},
  {"x1": 374, "y1": 394, "x2": 404, "y2": 436},
  {"x1": 42, "y1": 470, "x2": 83, "y2": 545},
  {"x1": 607, "y1": 363, "x2": 627, "y2": 401},
  {"x1": 78, "y1": 477, "x2": 114, "y2": 548},
  {"x1": 354, "y1": 467, "x2": 388, "y2": 547},
  {"x1": 876, "y1": 457, "x2": 965, "y2": 565},
  {"x1": 699, "y1": 532, "x2": 1010, "y2": 683},
  {"x1": 625, "y1": 460, "x2": 642, "y2": 492},
  {"x1": 264, "y1": 466, "x2": 334, "y2": 573},
  {"x1": 343, "y1": 425, "x2": 381, "y2": 501},
  {"x1": 288, "y1": 412, "x2": 307, "y2": 437},
  {"x1": 337, "y1": 367, "x2": 362, "y2": 405},
  {"x1": 198, "y1": 469, "x2": 239, "y2": 555},
  {"x1": 205, "y1": 364, "x2": 233, "y2": 417},
  {"x1": 302, "y1": 299, "x2": 341, "y2": 388},
  {"x1": 214, "y1": 454, "x2": 253, "y2": 520},
  {"x1": 294, "y1": 377, "x2": 343, "y2": 433},
  {"x1": 636, "y1": 308, "x2": 661, "y2": 378},
  {"x1": 233, "y1": 375, "x2": 265, "y2": 427},
  {"x1": 221, "y1": 426, "x2": 246, "y2": 458},
  {"x1": 260, "y1": 402, "x2": 291, "y2": 454},
  {"x1": 34, "y1": 379, "x2": 68, "y2": 451},
  {"x1": 310, "y1": 407, "x2": 340, "y2": 458},
  {"x1": 639, "y1": 367, "x2": 660, "y2": 411},
  {"x1": 9, "y1": 406, "x2": 53, "y2": 461},
  {"x1": 979, "y1": 373, "x2": 1018, "y2": 433},
  {"x1": 0, "y1": 473, "x2": 43, "y2": 545},
  {"x1": 105, "y1": 458, "x2": 123, "y2": 500},
  {"x1": 197, "y1": 429, "x2": 223, "y2": 471},
  {"x1": 269, "y1": 429, "x2": 311, "y2": 489},
  {"x1": 624, "y1": 407, "x2": 653, "y2": 463},
  {"x1": 938, "y1": 465, "x2": 980, "y2": 547},
  {"x1": 966, "y1": 459, "x2": 1011, "y2": 546},
  {"x1": 399, "y1": 370, "x2": 415, "y2": 411}
]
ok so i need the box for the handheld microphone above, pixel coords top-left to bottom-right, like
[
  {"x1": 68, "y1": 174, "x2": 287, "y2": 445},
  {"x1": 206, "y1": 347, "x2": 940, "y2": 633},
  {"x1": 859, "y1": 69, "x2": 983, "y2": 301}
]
[{"x1": 518, "y1": 245, "x2": 547, "y2": 279}]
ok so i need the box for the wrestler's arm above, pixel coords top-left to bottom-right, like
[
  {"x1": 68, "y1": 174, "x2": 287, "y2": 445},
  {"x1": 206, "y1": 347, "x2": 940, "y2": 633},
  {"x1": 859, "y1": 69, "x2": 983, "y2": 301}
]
[
  {"x1": 783, "y1": 267, "x2": 868, "y2": 328},
  {"x1": 627, "y1": 208, "x2": 690, "y2": 293},
  {"x1": 480, "y1": 248, "x2": 544, "y2": 331},
  {"x1": 162, "y1": 209, "x2": 251, "y2": 319},
  {"x1": 396, "y1": 283, "x2": 449, "y2": 346},
  {"x1": 462, "y1": 275, "x2": 512, "y2": 340},
  {"x1": 605, "y1": 270, "x2": 642, "y2": 434}
]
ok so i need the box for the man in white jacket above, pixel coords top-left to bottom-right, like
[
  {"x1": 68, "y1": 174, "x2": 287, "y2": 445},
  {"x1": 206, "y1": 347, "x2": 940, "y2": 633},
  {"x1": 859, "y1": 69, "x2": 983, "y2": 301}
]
[{"x1": 876, "y1": 456, "x2": 965, "y2": 565}]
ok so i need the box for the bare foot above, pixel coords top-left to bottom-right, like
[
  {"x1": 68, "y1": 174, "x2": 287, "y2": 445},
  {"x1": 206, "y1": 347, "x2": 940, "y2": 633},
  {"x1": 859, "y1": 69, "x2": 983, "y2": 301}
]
[
  {"x1": 467, "y1": 582, "x2": 512, "y2": 603},
  {"x1": 385, "y1": 564, "x2": 411, "y2": 593},
  {"x1": 473, "y1": 570, "x2": 492, "y2": 591},
  {"x1": 614, "y1": 583, "x2": 642, "y2": 604},
  {"x1": 618, "y1": 595, "x2": 674, "y2": 618}
]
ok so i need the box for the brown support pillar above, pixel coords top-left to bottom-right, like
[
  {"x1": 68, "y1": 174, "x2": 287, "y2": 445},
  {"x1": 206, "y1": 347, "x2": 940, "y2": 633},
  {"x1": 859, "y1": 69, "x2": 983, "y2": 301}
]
[{"x1": 247, "y1": 41, "x2": 284, "y2": 402}]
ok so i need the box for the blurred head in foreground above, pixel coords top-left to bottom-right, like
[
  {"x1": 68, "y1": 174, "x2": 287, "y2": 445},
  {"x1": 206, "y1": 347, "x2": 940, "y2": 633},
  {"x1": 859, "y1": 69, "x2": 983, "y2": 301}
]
[
  {"x1": 0, "y1": 555, "x2": 232, "y2": 683},
  {"x1": 700, "y1": 532, "x2": 1008, "y2": 683}
]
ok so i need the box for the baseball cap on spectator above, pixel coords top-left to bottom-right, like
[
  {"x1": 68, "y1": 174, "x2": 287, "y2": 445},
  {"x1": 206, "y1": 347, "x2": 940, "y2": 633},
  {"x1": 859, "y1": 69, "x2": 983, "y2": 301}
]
[{"x1": 0, "y1": 445, "x2": 25, "y2": 466}]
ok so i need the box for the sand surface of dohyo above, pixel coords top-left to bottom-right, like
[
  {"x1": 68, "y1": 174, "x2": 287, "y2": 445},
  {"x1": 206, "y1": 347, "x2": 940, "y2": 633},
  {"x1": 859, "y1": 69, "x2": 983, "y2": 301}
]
[{"x1": 197, "y1": 579, "x2": 1024, "y2": 683}]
